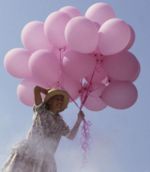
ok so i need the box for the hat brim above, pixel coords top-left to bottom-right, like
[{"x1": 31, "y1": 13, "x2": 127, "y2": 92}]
[{"x1": 44, "y1": 89, "x2": 69, "y2": 112}]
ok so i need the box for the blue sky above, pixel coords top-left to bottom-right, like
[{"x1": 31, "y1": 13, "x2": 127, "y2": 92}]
[{"x1": 0, "y1": 0, "x2": 150, "y2": 172}]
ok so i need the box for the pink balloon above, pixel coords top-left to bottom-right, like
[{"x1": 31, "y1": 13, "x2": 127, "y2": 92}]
[
  {"x1": 63, "y1": 50, "x2": 97, "y2": 80},
  {"x1": 98, "y1": 18, "x2": 131, "y2": 55},
  {"x1": 101, "y1": 81, "x2": 138, "y2": 109},
  {"x1": 17, "y1": 79, "x2": 53, "y2": 106},
  {"x1": 21, "y1": 21, "x2": 52, "y2": 51},
  {"x1": 65, "y1": 16, "x2": 99, "y2": 53},
  {"x1": 84, "y1": 96, "x2": 107, "y2": 111},
  {"x1": 4, "y1": 48, "x2": 31, "y2": 78},
  {"x1": 59, "y1": 6, "x2": 81, "y2": 18},
  {"x1": 89, "y1": 83, "x2": 106, "y2": 96},
  {"x1": 44, "y1": 11, "x2": 70, "y2": 48},
  {"x1": 81, "y1": 82, "x2": 105, "y2": 98},
  {"x1": 85, "y1": 2, "x2": 116, "y2": 25},
  {"x1": 81, "y1": 83, "x2": 106, "y2": 111},
  {"x1": 102, "y1": 51, "x2": 140, "y2": 81},
  {"x1": 60, "y1": 74, "x2": 82, "y2": 101},
  {"x1": 29, "y1": 49, "x2": 61, "y2": 86},
  {"x1": 125, "y1": 25, "x2": 136, "y2": 50},
  {"x1": 17, "y1": 80, "x2": 36, "y2": 106}
]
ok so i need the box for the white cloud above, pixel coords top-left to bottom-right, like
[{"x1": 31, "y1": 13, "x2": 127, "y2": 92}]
[{"x1": 56, "y1": 136, "x2": 122, "y2": 172}]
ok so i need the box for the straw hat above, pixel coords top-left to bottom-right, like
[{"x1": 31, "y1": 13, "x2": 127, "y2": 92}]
[{"x1": 44, "y1": 88, "x2": 69, "y2": 111}]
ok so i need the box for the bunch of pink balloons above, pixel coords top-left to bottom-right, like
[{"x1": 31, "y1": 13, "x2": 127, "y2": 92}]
[{"x1": 4, "y1": 2, "x2": 140, "y2": 110}]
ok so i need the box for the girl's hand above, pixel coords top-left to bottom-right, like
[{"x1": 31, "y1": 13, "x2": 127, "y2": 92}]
[{"x1": 77, "y1": 110, "x2": 85, "y2": 123}]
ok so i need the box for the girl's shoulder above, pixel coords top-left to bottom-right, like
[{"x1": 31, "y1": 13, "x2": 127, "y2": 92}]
[
  {"x1": 33, "y1": 102, "x2": 45, "y2": 112},
  {"x1": 32, "y1": 102, "x2": 48, "y2": 119}
]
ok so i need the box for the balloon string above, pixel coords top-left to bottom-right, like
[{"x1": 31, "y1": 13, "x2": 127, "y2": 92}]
[
  {"x1": 80, "y1": 118, "x2": 92, "y2": 166},
  {"x1": 58, "y1": 51, "x2": 99, "y2": 167},
  {"x1": 70, "y1": 95, "x2": 81, "y2": 109},
  {"x1": 80, "y1": 58, "x2": 99, "y2": 110},
  {"x1": 79, "y1": 58, "x2": 99, "y2": 166}
]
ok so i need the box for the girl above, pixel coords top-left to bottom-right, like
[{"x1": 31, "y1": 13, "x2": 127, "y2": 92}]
[{"x1": 2, "y1": 86, "x2": 84, "y2": 172}]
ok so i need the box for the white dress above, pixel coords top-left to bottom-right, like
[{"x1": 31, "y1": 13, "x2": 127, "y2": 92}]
[{"x1": 2, "y1": 103, "x2": 70, "y2": 172}]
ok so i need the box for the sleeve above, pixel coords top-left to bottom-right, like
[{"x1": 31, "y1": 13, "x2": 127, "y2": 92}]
[
  {"x1": 33, "y1": 102, "x2": 46, "y2": 115},
  {"x1": 32, "y1": 102, "x2": 48, "y2": 127}
]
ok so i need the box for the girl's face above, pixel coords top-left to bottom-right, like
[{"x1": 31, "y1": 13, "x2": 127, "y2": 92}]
[{"x1": 47, "y1": 95, "x2": 64, "y2": 113}]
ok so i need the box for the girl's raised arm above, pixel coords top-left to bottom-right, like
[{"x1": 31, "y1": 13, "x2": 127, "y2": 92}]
[{"x1": 34, "y1": 86, "x2": 48, "y2": 105}]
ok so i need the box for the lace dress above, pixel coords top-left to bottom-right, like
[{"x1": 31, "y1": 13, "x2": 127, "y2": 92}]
[{"x1": 2, "y1": 102, "x2": 70, "y2": 172}]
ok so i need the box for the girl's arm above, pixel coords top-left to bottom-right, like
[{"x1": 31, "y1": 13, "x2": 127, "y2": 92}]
[
  {"x1": 67, "y1": 111, "x2": 85, "y2": 140},
  {"x1": 34, "y1": 86, "x2": 48, "y2": 105}
]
